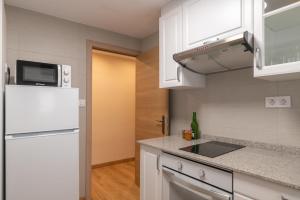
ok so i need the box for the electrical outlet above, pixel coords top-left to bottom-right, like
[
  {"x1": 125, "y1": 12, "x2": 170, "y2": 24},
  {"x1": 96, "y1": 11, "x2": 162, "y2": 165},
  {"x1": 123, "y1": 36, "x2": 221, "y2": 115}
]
[
  {"x1": 265, "y1": 96, "x2": 291, "y2": 108},
  {"x1": 265, "y1": 97, "x2": 276, "y2": 108},
  {"x1": 277, "y1": 96, "x2": 291, "y2": 108}
]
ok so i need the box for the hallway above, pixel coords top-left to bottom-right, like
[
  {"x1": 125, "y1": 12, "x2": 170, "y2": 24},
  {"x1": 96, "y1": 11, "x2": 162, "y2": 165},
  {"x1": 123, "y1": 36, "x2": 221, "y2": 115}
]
[{"x1": 91, "y1": 161, "x2": 140, "y2": 200}]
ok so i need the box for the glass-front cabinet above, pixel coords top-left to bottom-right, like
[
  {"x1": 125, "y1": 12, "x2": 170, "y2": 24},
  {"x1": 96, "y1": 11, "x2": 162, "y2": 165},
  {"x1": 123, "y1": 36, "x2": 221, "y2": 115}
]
[{"x1": 254, "y1": 0, "x2": 300, "y2": 80}]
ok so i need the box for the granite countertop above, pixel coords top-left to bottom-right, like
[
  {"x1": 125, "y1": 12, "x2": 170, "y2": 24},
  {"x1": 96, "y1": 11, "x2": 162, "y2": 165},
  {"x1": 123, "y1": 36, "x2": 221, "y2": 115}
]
[{"x1": 138, "y1": 135, "x2": 300, "y2": 190}]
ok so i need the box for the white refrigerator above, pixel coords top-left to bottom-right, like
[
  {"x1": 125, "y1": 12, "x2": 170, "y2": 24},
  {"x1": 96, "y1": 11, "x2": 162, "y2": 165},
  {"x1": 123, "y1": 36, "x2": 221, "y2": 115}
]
[{"x1": 5, "y1": 85, "x2": 79, "y2": 200}]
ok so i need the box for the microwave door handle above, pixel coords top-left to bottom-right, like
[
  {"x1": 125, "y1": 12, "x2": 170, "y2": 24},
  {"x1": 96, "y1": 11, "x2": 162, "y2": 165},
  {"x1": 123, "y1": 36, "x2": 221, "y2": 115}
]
[
  {"x1": 163, "y1": 168, "x2": 231, "y2": 200},
  {"x1": 57, "y1": 65, "x2": 62, "y2": 87}
]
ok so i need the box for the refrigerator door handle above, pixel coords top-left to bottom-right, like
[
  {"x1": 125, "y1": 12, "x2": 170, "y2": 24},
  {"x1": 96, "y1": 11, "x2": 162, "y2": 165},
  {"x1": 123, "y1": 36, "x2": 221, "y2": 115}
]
[{"x1": 5, "y1": 129, "x2": 79, "y2": 140}]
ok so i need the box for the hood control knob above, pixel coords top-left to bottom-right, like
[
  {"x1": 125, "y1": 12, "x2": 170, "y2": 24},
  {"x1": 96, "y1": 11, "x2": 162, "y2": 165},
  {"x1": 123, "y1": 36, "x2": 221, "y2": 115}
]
[
  {"x1": 199, "y1": 169, "x2": 206, "y2": 179},
  {"x1": 63, "y1": 77, "x2": 69, "y2": 83},
  {"x1": 63, "y1": 70, "x2": 69, "y2": 76},
  {"x1": 177, "y1": 161, "x2": 183, "y2": 171}
]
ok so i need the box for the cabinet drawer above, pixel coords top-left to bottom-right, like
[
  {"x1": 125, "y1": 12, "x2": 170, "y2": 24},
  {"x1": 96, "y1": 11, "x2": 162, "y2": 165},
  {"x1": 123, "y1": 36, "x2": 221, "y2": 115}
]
[
  {"x1": 161, "y1": 153, "x2": 233, "y2": 192},
  {"x1": 234, "y1": 173, "x2": 300, "y2": 200}
]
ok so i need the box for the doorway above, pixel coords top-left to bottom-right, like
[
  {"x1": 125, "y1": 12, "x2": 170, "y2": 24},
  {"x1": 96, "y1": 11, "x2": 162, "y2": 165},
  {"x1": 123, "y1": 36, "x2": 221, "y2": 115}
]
[
  {"x1": 85, "y1": 41, "x2": 169, "y2": 200},
  {"x1": 91, "y1": 50, "x2": 138, "y2": 200}
]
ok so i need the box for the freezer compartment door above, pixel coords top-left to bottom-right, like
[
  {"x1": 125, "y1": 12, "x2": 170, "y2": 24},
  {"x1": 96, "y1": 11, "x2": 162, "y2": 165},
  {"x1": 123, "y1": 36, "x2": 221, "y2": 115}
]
[
  {"x1": 5, "y1": 85, "x2": 79, "y2": 134},
  {"x1": 5, "y1": 130, "x2": 79, "y2": 200}
]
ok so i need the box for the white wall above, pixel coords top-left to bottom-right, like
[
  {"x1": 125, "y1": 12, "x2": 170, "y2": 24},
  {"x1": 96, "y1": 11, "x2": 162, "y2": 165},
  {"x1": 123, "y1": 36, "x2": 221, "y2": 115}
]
[
  {"x1": 5, "y1": 5, "x2": 141, "y2": 197},
  {"x1": 171, "y1": 68, "x2": 300, "y2": 147},
  {"x1": 92, "y1": 50, "x2": 135, "y2": 165},
  {"x1": 141, "y1": 32, "x2": 159, "y2": 52}
]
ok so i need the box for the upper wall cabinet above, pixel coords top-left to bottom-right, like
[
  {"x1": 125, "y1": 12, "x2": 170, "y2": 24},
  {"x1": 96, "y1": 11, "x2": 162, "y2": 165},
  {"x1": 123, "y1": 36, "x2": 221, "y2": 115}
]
[
  {"x1": 254, "y1": 0, "x2": 300, "y2": 80},
  {"x1": 159, "y1": 3, "x2": 205, "y2": 89},
  {"x1": 182, "y1": 0, "x2": 253, "y2": 50}
]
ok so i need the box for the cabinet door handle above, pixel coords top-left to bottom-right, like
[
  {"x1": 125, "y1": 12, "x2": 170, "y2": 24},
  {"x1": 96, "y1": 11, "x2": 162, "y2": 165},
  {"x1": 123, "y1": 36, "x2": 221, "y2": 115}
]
[
  {"x1": 176, "y1": 66, "x2": 180, "y2": 82},
  {"x1": 255, "y1": 47, "x2": 262, "y2": 69},
  {"x1": 156, "y1": 154, "x2": 160, "y2": 171}
]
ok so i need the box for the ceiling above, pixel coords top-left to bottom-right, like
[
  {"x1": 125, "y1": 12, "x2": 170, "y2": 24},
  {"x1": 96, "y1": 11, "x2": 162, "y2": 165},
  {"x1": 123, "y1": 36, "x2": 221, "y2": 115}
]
[{"x1": 5, "y1": 0, "x2": 171, "y2": 39}]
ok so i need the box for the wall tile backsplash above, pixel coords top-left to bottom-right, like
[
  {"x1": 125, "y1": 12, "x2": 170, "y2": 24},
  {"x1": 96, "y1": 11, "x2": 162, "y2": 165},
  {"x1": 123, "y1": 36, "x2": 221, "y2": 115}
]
[{"x1": 170, "y1": 68, "x2": 300, "y2": 147}]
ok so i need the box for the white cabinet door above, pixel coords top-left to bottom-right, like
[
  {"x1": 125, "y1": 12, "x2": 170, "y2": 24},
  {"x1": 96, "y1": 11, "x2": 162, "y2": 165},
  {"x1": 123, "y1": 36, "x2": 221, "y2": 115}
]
[
  {"x1": 234, "y1": 193, "x2": 254, "y2": 200},
  {"x1": 140, "y1": 145, "x2": 162, "y2": 200},
  {"x1": 234, "y1": 172, "x2": 300, "y2": 200},
  {"x1": 254, "y1": 0, "x2": 300, "y2": 81},
  {"x1": 159, "y1": 4, "x2": 206, "y2": 89},
  {"x1": 182, "y1": 0, "x2": 244, "y2": 50},
  {"x1": 159, "y1": 6, "x2": 183, "y2": 88}
]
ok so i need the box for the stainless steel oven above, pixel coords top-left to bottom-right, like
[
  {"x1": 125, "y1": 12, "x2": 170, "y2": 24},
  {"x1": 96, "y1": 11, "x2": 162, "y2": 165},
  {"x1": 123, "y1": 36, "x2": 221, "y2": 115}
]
[
  {"x1": 16, "y1": 60, "x2": 71, "y2": 88},
  {"x1": 161, "y1": 153, "x2": 233, "y2": 200}
]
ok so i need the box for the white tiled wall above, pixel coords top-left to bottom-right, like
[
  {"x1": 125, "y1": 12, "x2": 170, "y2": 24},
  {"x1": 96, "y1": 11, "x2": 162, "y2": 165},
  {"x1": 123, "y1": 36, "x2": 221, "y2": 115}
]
[
  {"x1": 5, "y1": 5, "x2": 141, "y2": 197},
  {"x1": 171, "y1": 68, "x2": 300, "y2": 147}
]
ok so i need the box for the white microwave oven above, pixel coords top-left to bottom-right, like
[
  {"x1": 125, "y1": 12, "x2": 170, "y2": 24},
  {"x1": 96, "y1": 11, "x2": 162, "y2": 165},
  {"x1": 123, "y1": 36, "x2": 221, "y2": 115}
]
[{"x1": 16, "y1": 60, "x2": 71, "y2": 88}]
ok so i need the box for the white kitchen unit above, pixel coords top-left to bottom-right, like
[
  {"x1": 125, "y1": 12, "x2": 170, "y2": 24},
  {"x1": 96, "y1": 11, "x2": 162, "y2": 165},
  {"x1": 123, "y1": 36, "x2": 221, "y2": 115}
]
[
  {"x1": 140, "y1": 145, "x2": 162, "y2": 200},
  {"x1": 254, "y1": 0, "x2": 300, "y2": 80},
  {"x1": 159, "y1": 0, "x2": 253, "y2": 89},
  {"x1": 5, "y1": 85, "x2": 79, "y2": 200},
  {"x1": 234, "y1": 172, "x2": 300, "y2": 200},
  {"x1": 182, "y1": 0, "x2": 253, "y2": 50},
  {"x1": 6, "y1": 130, "x2": 79, "y2": 200},
  {"x1": 159, "y1": 1, "x2": 205, "y2": 89},
  {"x1": 161, "y1": 153, "x2": 233, "y2": 200}
]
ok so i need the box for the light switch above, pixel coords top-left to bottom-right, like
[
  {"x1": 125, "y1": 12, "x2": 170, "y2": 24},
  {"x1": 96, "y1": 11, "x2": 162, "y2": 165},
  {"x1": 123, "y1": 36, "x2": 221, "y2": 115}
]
[{"x1": 79, "y1": 99, "x2": 86, "y2": 107}]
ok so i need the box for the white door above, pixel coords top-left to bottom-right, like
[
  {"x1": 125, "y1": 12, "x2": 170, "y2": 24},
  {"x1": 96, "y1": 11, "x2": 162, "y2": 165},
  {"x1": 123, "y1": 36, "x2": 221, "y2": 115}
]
[
  {"x1": 159, "y1": 6, "x2": 183, "y2": 88},
  {"x1": 5, "y1": 131, "x2": 79, "y2": 200},
  {"x1": 5, "y1": 85, "x2": 79, "y2": 134},
  {"x1": 182, "y1": 0, "x2": 243, "y2": 50},
  {"x1": 140, "y1": 146, "x2": 162, "y2": 200}
]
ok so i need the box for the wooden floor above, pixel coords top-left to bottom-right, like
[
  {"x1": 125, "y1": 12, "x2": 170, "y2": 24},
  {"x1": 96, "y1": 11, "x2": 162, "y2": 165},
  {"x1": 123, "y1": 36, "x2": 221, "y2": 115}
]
[{"x1": 91, "y1": 161, "x2": 140, "y2": 200}]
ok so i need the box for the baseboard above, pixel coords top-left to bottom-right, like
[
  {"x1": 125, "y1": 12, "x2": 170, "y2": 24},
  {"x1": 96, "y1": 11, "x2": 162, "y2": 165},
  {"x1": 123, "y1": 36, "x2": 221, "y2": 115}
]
[{"x1": 92, "y1": 157, "x2": 135, "y2": 169}]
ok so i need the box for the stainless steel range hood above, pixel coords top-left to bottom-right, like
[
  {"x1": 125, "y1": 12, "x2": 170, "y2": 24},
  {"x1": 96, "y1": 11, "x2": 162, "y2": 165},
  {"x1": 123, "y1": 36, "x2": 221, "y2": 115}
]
[{"x1": 173, "y1": 32, "x2": 254, "y2": 75}]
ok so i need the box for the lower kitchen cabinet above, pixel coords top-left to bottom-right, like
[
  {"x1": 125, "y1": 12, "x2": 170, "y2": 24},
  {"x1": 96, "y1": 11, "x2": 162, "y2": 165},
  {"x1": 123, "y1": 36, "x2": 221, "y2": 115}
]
[
  {"x1": 234, "y1": 172, "x2": 300, "y2": 200},
  {"x1": 140, "y1": 145, "x2": 162, "y2": 200},
  {"x1": 140, "y1": 148, "x2": 300, "y2": 200}
]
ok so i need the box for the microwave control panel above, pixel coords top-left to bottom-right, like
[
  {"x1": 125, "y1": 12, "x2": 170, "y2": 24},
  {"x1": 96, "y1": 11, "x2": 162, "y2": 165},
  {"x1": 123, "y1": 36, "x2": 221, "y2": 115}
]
[{"x1": 61, "y1": 65, "x2": 71, "y2": 88}]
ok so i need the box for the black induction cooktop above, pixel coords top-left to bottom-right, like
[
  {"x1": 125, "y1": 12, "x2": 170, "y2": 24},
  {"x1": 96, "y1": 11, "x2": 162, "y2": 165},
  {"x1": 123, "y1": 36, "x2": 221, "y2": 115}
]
[{"x1": 179, "y1": 141, "x2": 245, "y2": 158}]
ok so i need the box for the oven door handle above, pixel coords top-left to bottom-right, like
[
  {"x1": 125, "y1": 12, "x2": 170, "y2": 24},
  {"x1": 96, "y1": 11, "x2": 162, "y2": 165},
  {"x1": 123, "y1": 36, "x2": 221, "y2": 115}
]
[{"x1": 163, "y1": 168, "x2": 232, "y2": 200}]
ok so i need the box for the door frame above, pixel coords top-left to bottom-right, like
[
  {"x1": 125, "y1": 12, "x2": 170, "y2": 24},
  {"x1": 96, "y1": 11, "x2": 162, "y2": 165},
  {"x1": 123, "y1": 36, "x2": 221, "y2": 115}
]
[{"x1": 85, "y1": 40, "x2": 140, "y2": 200}]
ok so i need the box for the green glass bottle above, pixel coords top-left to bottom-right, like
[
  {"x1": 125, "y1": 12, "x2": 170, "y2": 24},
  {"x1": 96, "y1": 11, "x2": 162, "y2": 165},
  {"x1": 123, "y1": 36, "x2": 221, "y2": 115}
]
[{"x1": 191, "y1": 112, "x2": 200, "y2": 139}]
